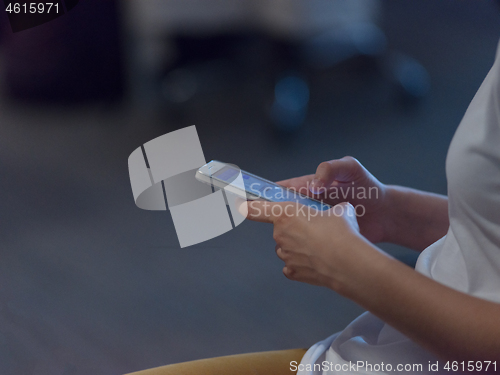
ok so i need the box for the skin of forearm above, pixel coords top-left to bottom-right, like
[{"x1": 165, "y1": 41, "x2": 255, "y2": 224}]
[
  {"x1": 335, "y1": 238, "x2": 500, "y2": 361},
  {"x1": 381, "y1": 185, "x2": 449, "y2": 251}
]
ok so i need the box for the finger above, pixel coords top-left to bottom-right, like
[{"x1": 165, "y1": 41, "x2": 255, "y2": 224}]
[
  {"x1": 278, "y1": 175, "x2": 318, "y2": 200},
  {"x1": 241, "y1": 200, "x2": 288, "y2": 223},
  {"x1": 275, "y1": 245, "x2": 285, "y2": 261},
  {"x1": 331, "y1": 202, "x2": 360, "y2": 232},
  {"x1": 330, "y1": 201, "x2": 354, "y2": 214},
  {"x1": 310, "y1": 156, "x2": 361, "y2": 194},
  {"x1": 235, "y1": 196, "x2": 249, "y2": 217},
  {"x1": 283, "y1": 266, "x2": 294, "y2": 280},
  {"x1": 276, "y1": 174, "x2": 314, "y2": 191}
]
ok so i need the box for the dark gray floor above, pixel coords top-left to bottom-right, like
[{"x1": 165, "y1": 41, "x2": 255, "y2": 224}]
[{"x1": 0, "y1": 1, "x2": 499, "y2": 374}]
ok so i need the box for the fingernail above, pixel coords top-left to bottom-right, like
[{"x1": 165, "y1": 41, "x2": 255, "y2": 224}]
[
  {"x1": 309, "y1": 178, "x2": 324, "y2": 194},
  {"x1": 237, "y1": 201, "x2": 248, "y2": 217}
]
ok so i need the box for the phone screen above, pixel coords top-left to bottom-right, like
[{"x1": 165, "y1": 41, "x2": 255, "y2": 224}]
[{"x1": 213, "y1": 166, "x2": 330, "y2": 211}]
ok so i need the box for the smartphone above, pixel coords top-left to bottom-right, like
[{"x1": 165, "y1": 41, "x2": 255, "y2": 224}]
[{"x1": 196, "y1": 160, "x2": 331, "y2": 211}]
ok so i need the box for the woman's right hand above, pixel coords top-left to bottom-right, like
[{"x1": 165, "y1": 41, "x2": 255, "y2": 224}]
[{"x1": 277, "y1": 156, "x2": 391, "y2": 244}]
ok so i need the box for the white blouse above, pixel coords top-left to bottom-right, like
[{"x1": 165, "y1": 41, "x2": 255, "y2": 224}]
[{"x1": 298, "y1": 40, "x2": 500, "y2": 374}]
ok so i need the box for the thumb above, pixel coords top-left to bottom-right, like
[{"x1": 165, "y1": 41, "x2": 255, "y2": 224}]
[
  {"x1": 332, "y1": 202, "x2": 360, "y2": 232},
  {"x1": 310, "y1": 156, "x2": 361, "y2": 194}
]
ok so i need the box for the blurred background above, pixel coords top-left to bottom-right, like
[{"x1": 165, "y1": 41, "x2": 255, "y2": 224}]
[{"x1": 0, "y1": 0, "x2": 499, "y2": 374}]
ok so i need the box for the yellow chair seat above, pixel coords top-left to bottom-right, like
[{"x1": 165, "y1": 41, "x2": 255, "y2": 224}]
[{"x1": 125, "y1": 348, "x2": 308, "y2": 375}]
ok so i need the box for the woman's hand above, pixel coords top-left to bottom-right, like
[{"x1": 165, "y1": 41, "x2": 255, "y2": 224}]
[
  {"x1": 242, "y1": 199, "x2": 386, "y2": 292},
  {"x1": 242, "y1": 200, "x2": 500, "y2": 361},
  {"x1": 278, "y1": 156, "x2": 390, "y2": 243}
]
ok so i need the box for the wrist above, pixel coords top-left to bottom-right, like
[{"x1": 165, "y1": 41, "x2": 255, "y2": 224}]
[
  {"x1": 377, "y1": 185, "x2": 401, "y2": 244},
  {"x1": 327, "y1": 236, "x2": 394, "y2": 298},
  {"x1": 376, "y1": 185, "x2": 449, "y2": 250}
]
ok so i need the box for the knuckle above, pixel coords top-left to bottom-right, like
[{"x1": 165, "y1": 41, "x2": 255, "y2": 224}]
[
  {"x1": 284, "y1": 266, "x2": 296, "y2": 280},
  {"x1": 276, "y1": 250, "x2": 284, "y2": 260},
  {"x1": 272, "y1": 228, "x2": 283, "y2": 243},
  {"x1": 342, "y1": 155, "x2": 358, "y2": 164},
  {"x1": 317, "y1": 161, "x2": 332, "y2": 174},
  {"x1": 275, "y1": 211, "x2": 289, "y2": 225},
  {"x1": 334, "y1": 201, "x2": 352, "y2": 216},
  {"x1": 279, "y1": 248, "x2": 289, "y2": 260},
  {"x1": 343, "y1": 156, "x2": 362, "y2": 171},
  {"x1": 280, "y1": 214, "x2": 296, "y2": 232}
]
